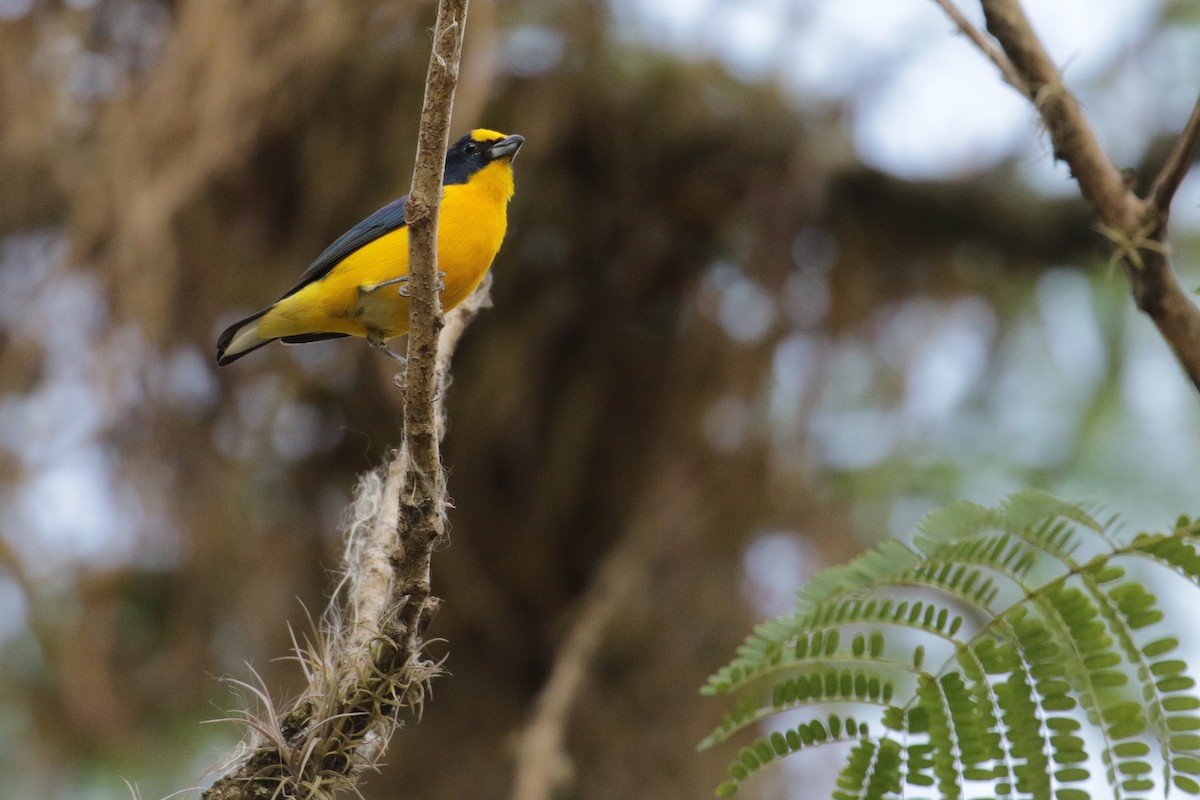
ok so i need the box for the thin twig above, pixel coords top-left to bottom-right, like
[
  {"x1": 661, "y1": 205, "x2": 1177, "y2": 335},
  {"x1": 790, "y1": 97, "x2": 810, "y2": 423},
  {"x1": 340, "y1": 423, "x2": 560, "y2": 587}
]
[
  {"x1": 390, "y1": 0, "x2": 470, "y2": 658},
  {"x1": 931, "y1": 0, "x2": 1026, "y2": 93},
  {"x1": 979, "y1": 0, "x2": 1140, "y2": 231},
  {"x1": 1147, "y1": 92, "x2": 1200, "y2": 218},
  {"x1": 403, "y1": 0, "x2": 468, "y2": 482}
]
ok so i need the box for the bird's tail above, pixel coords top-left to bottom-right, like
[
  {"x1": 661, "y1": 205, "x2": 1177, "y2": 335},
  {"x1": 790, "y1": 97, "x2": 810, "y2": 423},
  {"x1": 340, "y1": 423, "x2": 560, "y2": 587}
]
[{"x1": 216, "y1": 309, "x2": 275, "y2": 366}]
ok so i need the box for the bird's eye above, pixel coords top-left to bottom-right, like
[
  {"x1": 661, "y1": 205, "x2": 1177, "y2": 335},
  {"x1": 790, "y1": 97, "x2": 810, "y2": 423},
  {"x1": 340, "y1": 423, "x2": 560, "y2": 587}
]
[{"x1": 464, "y1": 141, "x2": 479, "y2": 155}]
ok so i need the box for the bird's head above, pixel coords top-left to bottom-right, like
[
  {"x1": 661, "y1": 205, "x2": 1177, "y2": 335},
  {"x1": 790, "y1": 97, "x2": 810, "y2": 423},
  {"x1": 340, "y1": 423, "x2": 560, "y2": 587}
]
[{"x1": 443, "y1": 129, "x2": 524, "y2": 187}]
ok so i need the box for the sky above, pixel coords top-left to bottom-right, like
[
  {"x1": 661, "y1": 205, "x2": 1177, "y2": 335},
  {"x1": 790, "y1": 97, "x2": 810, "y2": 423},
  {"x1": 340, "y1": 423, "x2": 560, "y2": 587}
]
[{"x1": 621, "y1": 0, "x2": 1193, "y2": 187}]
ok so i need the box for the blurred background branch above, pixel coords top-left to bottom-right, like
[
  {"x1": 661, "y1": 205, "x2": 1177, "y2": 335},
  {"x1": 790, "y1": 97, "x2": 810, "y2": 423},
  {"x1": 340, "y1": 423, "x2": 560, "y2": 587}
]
[
  {"x1": 961, "y1": 0, "x2": 1200, "y2": 391},
  {"x1": 509, "y1": 466, "x2": 699, "y2": 800}
]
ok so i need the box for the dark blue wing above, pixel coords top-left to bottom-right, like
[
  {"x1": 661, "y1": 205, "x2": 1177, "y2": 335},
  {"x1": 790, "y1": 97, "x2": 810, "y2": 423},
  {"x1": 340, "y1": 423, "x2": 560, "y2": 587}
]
[{"x1": 280, "y1": 195, "x2": 409, "y2": 299}]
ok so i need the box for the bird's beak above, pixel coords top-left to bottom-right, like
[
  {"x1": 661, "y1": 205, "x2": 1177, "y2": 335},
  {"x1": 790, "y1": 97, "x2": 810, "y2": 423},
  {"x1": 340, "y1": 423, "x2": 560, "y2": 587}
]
[{"x1": 489, "y1": 134, "x2": 525, "y2": 162}]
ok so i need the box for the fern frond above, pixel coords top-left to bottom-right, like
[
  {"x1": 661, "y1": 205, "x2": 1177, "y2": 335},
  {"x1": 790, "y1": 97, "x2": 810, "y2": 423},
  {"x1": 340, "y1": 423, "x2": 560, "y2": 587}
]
[
  {"x1": 702, "y1": 494, "x2": 1200, "y2": 799},
  {"x1": 715, "y1": 715, "x2": 877, "y2": 799},
  {"x1": 834, "y1": 736, "x2": 903, "y2": 800}
]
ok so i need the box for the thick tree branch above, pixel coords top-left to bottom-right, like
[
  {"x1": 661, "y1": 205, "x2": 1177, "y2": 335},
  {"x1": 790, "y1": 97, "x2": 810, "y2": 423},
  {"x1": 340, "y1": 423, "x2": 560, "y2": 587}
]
[
  {"x1": 199, "y1": 1, "x2": 471, "y2": 798},
  {"x1": 937, "y1": 0, "x2": 1200, "y2": 393},
  {"x1": 391, "y1": 0, "x2": 469, "y2": 667}
]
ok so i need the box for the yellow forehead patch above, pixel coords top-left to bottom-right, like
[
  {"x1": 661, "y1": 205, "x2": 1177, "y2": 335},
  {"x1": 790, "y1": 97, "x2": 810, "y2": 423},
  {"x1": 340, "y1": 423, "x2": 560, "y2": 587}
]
[{"x1": 470, "y1": 128, "x2": 508, "y2": 142}]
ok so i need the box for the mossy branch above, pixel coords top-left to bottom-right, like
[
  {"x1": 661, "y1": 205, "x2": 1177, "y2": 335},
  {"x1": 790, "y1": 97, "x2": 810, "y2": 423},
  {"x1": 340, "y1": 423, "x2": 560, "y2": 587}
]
[{"x1": 198, "y1": 1, "x2": 472, "y2": 798}]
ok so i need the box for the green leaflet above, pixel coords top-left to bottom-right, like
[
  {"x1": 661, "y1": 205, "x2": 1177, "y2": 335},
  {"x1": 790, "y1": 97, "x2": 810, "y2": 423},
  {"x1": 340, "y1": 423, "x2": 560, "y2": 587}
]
[{"x1": 702, "y1": 493, "x2": 1200, "y2": 799}]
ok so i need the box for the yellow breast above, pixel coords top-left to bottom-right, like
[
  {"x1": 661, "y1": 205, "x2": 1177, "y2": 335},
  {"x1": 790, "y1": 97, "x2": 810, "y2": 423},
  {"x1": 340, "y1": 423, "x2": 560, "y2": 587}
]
[{"x1": 260, "y1": 160, "x2": 514, "y2": 341}]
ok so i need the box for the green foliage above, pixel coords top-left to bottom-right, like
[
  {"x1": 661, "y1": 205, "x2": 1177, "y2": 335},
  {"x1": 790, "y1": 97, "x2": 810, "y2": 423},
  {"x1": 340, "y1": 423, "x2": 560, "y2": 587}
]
[{"x1": 701, "y1": 491, "x2": 1200, "y2": 799}]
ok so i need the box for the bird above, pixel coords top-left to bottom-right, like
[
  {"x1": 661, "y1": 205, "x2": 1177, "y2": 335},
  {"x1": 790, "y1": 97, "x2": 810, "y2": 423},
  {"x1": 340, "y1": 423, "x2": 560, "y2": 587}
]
[{"x1": 216, "y1": 128, "x2": 524, "y2": 366}]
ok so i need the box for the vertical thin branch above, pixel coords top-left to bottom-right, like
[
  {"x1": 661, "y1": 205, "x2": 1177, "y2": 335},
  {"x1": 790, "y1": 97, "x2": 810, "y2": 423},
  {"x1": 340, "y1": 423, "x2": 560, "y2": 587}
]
[
  {"x1": 347, "y1": 0, "x2": 475, "y2": 669},
  {"x1": 403, "y1": 0, "x2": 468, "y2": 481},
  {"x1": 392, "y1": 0, "x2": 469, "y2": 661}
]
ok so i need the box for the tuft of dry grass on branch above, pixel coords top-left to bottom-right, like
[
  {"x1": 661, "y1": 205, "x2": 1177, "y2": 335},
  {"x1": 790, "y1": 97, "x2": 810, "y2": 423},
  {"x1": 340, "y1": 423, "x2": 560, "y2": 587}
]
[
  {"x1": 201, "y1": 281, "x2": 488, "y2": 800},
  {"x1": 199, "y1": 1, "x2": 474, "y2": 798},
  {"x1": 936, "y1": 0, "x2": 1200, "y2": 394}
]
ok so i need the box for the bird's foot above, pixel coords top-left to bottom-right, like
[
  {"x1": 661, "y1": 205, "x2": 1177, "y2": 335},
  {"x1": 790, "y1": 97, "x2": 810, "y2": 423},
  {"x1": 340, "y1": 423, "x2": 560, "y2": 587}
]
[
  {"x1": 362, "y1": 271, "x2": 446, "y2": 297},
  {"x1": 361, "y1": 276, "x2": 408, "y2": 294},
  {"x1": 397, "y1": 271, "x2": 447, "y2": 297},
  {"x1": 367, "y1": 333, "x2": 406, "y2": 367}
]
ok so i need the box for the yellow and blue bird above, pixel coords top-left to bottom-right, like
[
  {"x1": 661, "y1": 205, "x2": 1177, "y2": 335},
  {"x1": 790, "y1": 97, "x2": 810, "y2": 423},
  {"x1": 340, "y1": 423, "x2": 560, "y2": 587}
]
[{"x1": 216, "y1": 128, "x2": 523, "y2": 366}]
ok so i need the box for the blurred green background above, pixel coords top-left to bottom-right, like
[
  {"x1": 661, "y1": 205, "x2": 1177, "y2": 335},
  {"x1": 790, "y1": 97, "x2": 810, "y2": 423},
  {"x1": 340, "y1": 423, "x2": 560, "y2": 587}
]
[{"x1": 0, "y1": 0, "x2": 1198, "y2": 797}]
